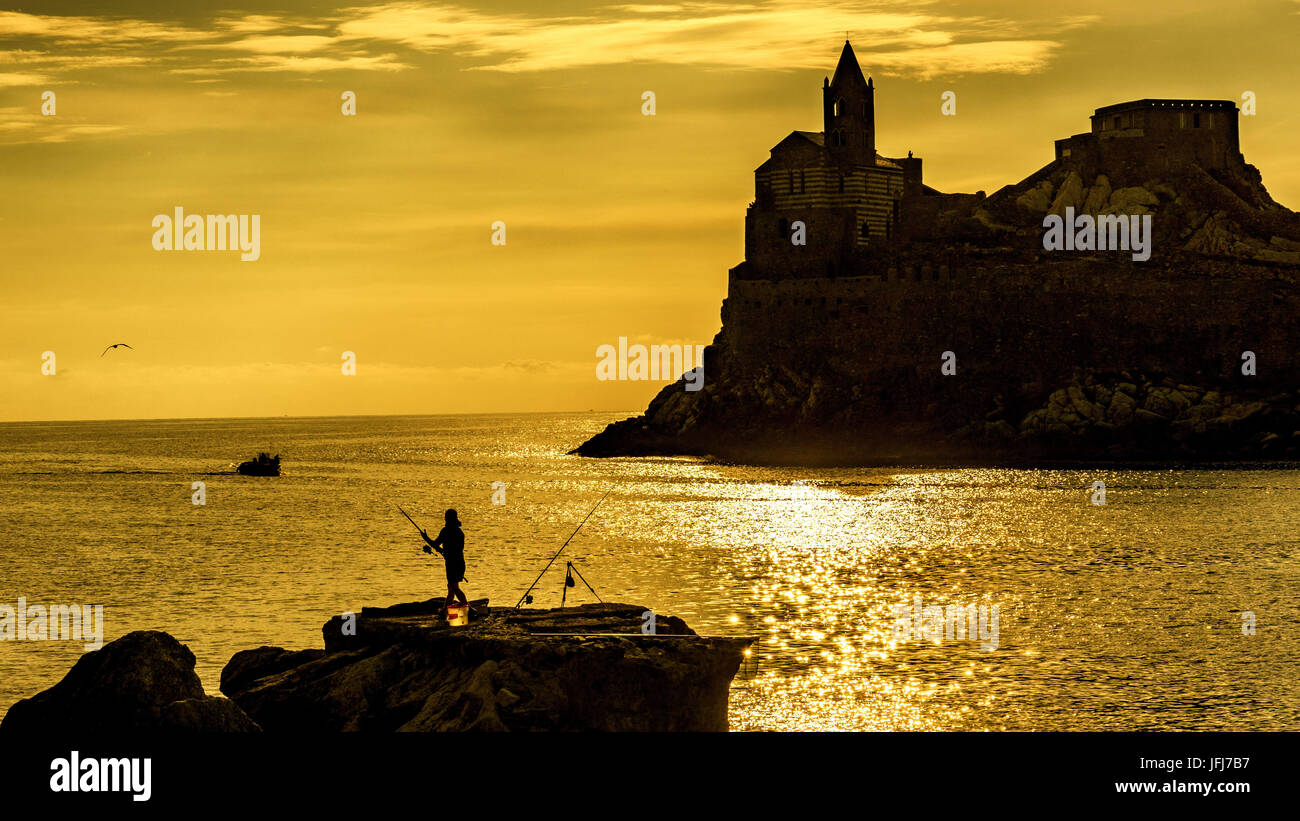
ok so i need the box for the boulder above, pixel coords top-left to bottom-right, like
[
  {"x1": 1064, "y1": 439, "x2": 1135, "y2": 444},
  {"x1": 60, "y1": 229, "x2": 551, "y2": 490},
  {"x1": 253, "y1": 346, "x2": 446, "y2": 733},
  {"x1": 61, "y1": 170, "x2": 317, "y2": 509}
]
[
  {"x1": 985, "y1": 420, "x2": 1016, "y2": 439},
  {"x1": 1082, "y1": 174, "x2": 1112, "y2": 213},
  {"x1": 1107, "y1": 391, "x2": 1137, "y2": 425},
  {"x1": 1143, "y1": 387, "x2": 1191, "y2": 418},
  {"x1": 156, "y1": 697, "x2": 261, "y2": 732},
  {"x1": 1048, "y1": 171, "x2": 1085, "y2": 214},
  {"x1": 1106, "y1": 186, "x2": 1158, "y2": 214},
  {"x1": 1016, "y1": 180, "x2": 1054, "y2": 212},
  {"x1": 1134, "y1": 408, "x2": 1169, "y2": 424},
  {"x1": 221, "y1": 646, "x2": 327, "y2": 696},
  {"x1": 1, "y1": 631, "x2": 259, "y2": 732},
  {"x1": 1222, "y1": 401, "x2": 1266, "y2": 421}
]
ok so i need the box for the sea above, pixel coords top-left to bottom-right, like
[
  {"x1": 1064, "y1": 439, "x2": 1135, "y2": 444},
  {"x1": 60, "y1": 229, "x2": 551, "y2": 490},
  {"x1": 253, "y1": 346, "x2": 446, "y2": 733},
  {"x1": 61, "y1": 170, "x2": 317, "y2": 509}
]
[{"x1": 0, "y1": 413, "x2": 1295, "y2": 730}]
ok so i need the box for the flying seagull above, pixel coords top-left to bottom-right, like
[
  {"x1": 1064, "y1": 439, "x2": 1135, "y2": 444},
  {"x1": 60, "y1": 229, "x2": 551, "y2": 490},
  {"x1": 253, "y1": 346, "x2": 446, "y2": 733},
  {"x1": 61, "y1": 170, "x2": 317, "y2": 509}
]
[{"x1": 101, "y1": 343, "x2": 133, "y2": 357}]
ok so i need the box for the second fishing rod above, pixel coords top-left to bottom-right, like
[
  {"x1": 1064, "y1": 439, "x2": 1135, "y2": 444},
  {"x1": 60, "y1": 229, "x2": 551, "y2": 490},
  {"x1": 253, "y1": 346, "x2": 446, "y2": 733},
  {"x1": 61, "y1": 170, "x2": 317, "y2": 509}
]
[{"x1": 515, "y1": 488, "x2": 613, "y2": 609}]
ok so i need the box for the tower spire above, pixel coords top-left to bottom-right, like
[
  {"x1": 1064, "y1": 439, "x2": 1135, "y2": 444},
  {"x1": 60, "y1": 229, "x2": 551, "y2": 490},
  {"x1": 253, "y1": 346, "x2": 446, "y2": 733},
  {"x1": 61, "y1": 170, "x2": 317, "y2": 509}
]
[
  {"x1": 831, "y1": 40, "x2": 867, "y2": 88},
  {"x1": 824, "y1": 40, "x2": 875, "y2": 162}
]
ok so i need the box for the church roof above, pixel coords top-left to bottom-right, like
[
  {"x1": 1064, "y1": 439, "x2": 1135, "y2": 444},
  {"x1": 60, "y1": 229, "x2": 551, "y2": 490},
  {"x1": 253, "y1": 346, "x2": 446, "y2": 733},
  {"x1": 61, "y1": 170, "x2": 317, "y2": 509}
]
[
  {"x1": 754, "y1": 131, "x2": 824, "y2": 171},
  {"x1": 830, "y1": 40, "x2": 869, "y2": 87},
  {"x1": 756, "y1": 130, "x2": 906, "y2": 171}
]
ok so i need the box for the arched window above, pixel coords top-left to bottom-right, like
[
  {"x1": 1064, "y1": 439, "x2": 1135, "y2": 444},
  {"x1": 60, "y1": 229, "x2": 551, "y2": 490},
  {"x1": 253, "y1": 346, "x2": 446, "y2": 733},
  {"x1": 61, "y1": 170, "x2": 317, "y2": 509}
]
[{"x1": 834, "y1": 98, "x2": 844, "y2": 116}]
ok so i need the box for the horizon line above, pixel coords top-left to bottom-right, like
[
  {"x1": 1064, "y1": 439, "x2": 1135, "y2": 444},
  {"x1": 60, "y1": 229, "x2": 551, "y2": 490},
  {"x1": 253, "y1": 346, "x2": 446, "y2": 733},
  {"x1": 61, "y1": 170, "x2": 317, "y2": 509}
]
[{"x1": 0, "y1": 409, "x2": 635, "y2": 426}]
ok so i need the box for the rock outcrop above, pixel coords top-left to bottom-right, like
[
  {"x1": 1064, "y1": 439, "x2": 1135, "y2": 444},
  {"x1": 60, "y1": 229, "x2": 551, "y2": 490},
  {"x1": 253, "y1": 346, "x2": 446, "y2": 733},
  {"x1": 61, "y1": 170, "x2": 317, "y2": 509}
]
[
  {"x1": 220, "y1": 600, "x2": 752, "y2": 732},
  {"x1": 0, "y1": 631, "x2": 259, "y2": 732},
  {"x1": 2, "y1": 605, "x2": 754, "y2": 733},
  {"x1": 982, "y1": 152, "x2": 1300, "y2": 265}
]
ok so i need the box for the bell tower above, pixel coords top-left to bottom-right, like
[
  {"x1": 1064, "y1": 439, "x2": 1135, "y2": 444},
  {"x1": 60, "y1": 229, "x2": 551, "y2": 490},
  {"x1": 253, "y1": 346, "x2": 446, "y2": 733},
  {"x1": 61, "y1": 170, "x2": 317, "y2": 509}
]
[{"x1": 822, "y1": 40, "x2": 875, "y2": 165}]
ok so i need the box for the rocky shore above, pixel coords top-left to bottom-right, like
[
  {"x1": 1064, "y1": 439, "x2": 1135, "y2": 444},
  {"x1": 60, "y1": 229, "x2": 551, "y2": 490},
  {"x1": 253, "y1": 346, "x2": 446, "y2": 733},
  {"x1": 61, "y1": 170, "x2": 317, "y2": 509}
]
[
  {"x1": 576, "y1": 362, "x2": 1300, "y2": 466},
  {"x1": 1, "y1": 602, "x2": 754, "y2": 732}
]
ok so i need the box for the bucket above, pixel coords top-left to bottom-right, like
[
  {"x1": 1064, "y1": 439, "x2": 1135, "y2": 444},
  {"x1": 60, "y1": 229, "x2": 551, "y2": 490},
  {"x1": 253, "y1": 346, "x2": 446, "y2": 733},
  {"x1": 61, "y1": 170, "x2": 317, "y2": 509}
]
[{"x1": 447, "y1": 604, "x2": 470, "y2": 626}]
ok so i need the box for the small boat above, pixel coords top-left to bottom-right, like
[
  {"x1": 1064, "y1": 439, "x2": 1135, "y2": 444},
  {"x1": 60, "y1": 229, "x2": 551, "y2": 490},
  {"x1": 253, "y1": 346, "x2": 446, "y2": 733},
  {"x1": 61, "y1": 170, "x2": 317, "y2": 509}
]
[{"x1": 236, "y1": 452, "x2": 280, "y2": 476}]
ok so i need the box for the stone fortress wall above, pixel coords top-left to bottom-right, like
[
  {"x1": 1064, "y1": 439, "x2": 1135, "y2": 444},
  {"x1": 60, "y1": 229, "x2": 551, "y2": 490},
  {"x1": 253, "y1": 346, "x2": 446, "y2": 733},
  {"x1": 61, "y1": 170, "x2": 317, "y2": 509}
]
[
  {"x1": 723, "y1": 254, "x2": 1300, "y2": 397},
  {"x1": 1056, "y1": 99, "x2": 1242, "y2": 173}
]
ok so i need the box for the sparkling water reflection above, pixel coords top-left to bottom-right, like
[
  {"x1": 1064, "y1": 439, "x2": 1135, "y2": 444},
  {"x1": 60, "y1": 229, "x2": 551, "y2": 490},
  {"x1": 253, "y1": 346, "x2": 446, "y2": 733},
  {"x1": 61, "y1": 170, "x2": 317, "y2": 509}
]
[{"x1": 0, "y1": 414, "x2": 1294, "y2": 730}]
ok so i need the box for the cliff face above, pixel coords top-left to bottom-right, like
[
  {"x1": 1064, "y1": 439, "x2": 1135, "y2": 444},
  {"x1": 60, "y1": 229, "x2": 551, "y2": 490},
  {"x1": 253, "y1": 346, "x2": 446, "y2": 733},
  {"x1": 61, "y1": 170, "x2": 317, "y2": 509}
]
[{"x1": 575, "y1": 142, "x2": 1300, "y2": 465}]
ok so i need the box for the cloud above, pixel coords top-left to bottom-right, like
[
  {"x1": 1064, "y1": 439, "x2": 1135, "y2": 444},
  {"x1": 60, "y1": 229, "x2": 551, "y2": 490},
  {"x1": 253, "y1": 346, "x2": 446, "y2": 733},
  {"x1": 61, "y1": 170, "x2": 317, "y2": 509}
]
[
  {"x1": 193, "y1": 35, "x2": 340, "y2": 54},
  {"x1": 335, "y1": 0, "x2": 1086, "y2": 76},
  {"x1": 0, "y1": 70, "x2": 48, "y2": 86},
  {"x1": 0, "y1": 2, "x2": 1091, "y2": 83},
  {"x1": 170, "y1": 52, "x2": 410, "y2": 75},
  {"x1": 213, "y1": 14, "x2": 300, "y2": 34},
  {"x1": 0, "y1": 10, "x2": 216, "y2": 43},
  {"x1": 869, "y1": 40, "x2": 1062, "y2": 79},
  {"x1": 0, "y1": 50, "x2": 149, "y2": 70}
]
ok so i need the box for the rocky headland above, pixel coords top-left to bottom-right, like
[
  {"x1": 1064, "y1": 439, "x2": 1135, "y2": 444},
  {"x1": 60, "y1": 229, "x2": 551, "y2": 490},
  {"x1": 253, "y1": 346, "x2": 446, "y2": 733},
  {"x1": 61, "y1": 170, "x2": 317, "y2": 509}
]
[
  {"x1": 1, "y1": 602, "x2": 754, "y2": 732},
  {"x1": 575, "y1": 99, "x2": 1300, "y2": 466}
]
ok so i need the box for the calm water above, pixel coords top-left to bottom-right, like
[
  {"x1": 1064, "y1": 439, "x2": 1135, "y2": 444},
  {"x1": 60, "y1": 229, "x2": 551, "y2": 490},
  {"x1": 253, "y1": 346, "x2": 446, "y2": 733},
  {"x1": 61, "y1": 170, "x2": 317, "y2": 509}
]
[{"x1": 0, "y1": 413, "x2": 1295, "y2": 730}]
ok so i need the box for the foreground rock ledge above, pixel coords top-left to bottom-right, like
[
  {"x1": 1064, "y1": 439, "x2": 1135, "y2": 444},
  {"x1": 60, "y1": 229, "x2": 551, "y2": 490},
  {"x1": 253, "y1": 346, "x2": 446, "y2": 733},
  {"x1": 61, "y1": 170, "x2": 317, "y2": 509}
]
[
  {"x1": 221, "y1": 601, "x2": 754, "y2": 732},
  {"x1": 1, "y1": 631, "x2": 258, "y2": 733},
  {"x1": 1, "y1": 604, "x2": 753, "y2": 733}
]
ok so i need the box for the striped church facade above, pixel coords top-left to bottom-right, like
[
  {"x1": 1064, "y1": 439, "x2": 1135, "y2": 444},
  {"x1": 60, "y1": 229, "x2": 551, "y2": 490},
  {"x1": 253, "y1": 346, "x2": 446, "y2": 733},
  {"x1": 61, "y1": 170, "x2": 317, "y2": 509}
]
[{"x1": 742, "y1": 41, "x2": 923, "y2": 281}]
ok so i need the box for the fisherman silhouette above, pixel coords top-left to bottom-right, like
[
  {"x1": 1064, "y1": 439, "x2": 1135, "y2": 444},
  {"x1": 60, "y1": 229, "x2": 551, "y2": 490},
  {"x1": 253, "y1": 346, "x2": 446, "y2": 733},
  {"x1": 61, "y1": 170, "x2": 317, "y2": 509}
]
[{"x1": 422, "y1": 509, "x2": 467, "y2": 610}]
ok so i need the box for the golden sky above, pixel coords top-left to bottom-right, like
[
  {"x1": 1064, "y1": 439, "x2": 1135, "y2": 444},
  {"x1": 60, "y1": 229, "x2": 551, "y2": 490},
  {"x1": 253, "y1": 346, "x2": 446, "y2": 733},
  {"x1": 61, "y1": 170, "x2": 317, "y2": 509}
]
[{"x1": 2, "y1": 0, "x2": 1297, "y2": 421}]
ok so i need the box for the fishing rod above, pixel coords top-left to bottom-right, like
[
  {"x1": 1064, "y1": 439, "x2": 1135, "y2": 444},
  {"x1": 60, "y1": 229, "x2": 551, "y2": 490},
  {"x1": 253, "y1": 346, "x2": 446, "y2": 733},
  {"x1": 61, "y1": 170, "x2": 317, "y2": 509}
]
[
  {"x1": 397, "y1": 505, "x2": 442, "y2": 556},
  {"x1": 514, "y1": 488, "x2": 613, "y2": 609}
]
